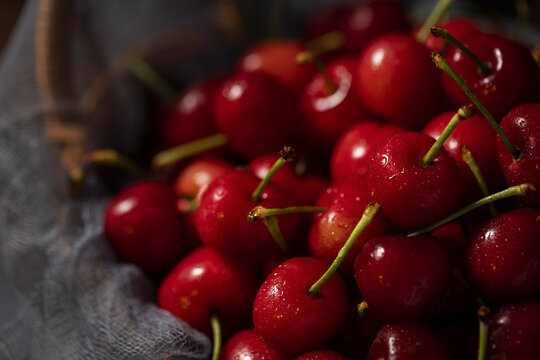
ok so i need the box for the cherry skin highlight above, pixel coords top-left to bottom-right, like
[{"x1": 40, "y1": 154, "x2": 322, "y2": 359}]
[{"x1": 253, "y1": 257, "x2": 349, "y2": 356}]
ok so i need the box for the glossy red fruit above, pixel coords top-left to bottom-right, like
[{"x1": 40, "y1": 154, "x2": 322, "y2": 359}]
[
  {"x1": 487, "y1": 301, "x2": 540, "y2": 360},
  {"x1": 160, "y1": 77, "x2": 222, "y2": 149},
  {"x1": 355, "y1": 235, "x2": 451, "y2": 319},
  {"x1": 309, "y1": 180, "x2": 394, "y2": 274},
  {"x1": 496, "y1": 103, "x2": 540, "y2": 206},
  {"x1": 442, "y1": 33, "x2": 540, "y2": 121},
  {"x1": 194, "y1": 170, "x2": 298, "y2": 265},
  {"x1": 421, "y1": 18, "x2": 479, "y2": 53},
  {"x1": 296, "y1": 350, "x2": 350, "y2": 360},
  {"x1": 368, "y1": 321, "x2": 451, "y2": 360},
  {"x1": 330, "y1": 121, "x2": 405, "y2": 182},
  {"x1": 213, "y1": 72, "x2": 299, "y2": 159},
  {"x1": 174, "y1": 157, "x2": 233, "y2": 201},
  {"x1": 467, "y1": 208, "x2": 540, "y2": 303},
  {"x1": 253, "y1": 257, "x2": 349, "y2": 356},
  {"x1": 367, "y1": 132, "x2": 464, "y2": 232},
  {"x1": 423, "y1": 111, "x2": 506, "y2": 199},
  {"x1": 158, "y1": 247, "x2": 258, "y2": 337},
  {"x1": 239, "y1": 40, "x2": 315, "y2": 94},
  {"x1": 301, "y1": 57, "x2": 371, "y2": 150},
  {"x1": 220, "y1": 328, "x2": 288, "y2": 360},
  {"x1": 338, "y1": 0, "x2": 410, "y2": 53},
  {"x1": 104, "y1": 181, "x2": 186, "y2": 276},
  {"x1": 356, "y1": 34, "x2": 443, "y2": 129}
]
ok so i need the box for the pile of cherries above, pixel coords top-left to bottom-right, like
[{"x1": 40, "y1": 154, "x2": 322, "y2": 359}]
[{"x1": 97, "y1": 1, "x2": 540, "y2": 359}]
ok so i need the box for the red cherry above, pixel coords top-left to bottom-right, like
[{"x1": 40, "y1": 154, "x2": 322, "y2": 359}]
[
  {"x1": 496, "y1": 103, "x2": 540, "y2": 206},
  {"x1": 173, "y1": 157, "x2": 234, "y2": 201},
  {"x1": 213, "y1": 72, "x2": 299, "y2": 159},
  {"x1": 295, "y1": 350, "x2": 349, "y2": 360},
  {"x1": 487, "y1": 301, "x2": 540, "y2": 360},
  {"x1": 368, "y1": 321, "x2": 451, "y2": 360},
  {"x1": 301, "y1": 57, "x2": 372, "y2": 150},
  {"x1": 253, "y1": 257, "x2": 349, "y2": 356},
  {"x1": 338, "y1": 0, "x2": 410, "y2": 53},
  {"x1": 441, "y1": 33, "x2": 540, "y2": 121},
  {"x1": 160, "y1": 77, "x2": 222, "y2": 149},
  {"x1": 330, "y1": 121, "x2": 406, "y2": 183},
  {"x1": 356, "y1": 34, "x2": 443, "y2": 129},
  {"x1": 355, "y1": 235, "x2": 451, "y2": 319},
  {"x1": 239, "y1": 40, "x2": 315, "y2": 95},
  {"x1": 194, "y1": 170, "x2": 298, "y2": 265},
  {"x1": 158, "y1": 247, "x2": 258, "y2": 337},
  {"x1": 305, "y1": 6, "x2": 351, "y2": 42},
  {"x1": 309, "y1": 180, "x2": 394, "y2": 274},
  {"x1": 421, "y1": 18, "x2": 479, "y2": 53},
  {"x1": 423, "y1": 111, "x2": 506, "y2": 199},
  {"x1": 104, "y1": 181, "x2": 187, "y2": 276},
  {"x1": 367, "y1": 132, "x2": 464, "y2": 232},
  {"x1": 467, "y1": 208, "x2": 540, "y2": 303},
  {"x1": 220, "y1": 328, "x2": 288, "y2": 360}
]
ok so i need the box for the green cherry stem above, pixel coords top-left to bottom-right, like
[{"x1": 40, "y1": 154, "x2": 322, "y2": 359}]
[
  {"x1": 152, "y1": 134, "x2": 228, "y2": 169},
  {"x1": 262, "y1": 216, "x2": 289, "y2": 256},
  {"x1": 460, "y1": 145, "x2": 498, "y2": 217},
  {"x1": 251, "y1": 145, "x2": 296, "y2": 202},
  {"x1": 408, "y1": 183, "x2": 535, "y2": 236},
  {"x1": 306, "y1": 30, "x2": 346, "y2": 56},
  {"x1": 247, "y1": 205, "x2": 326, "y2": 222},
  {"x1": 210, "y1": 312, "x2": 222, "y2": 360},
  {"x1": 477, "y1": 305, "x2": 491, "y2": 360},
  {"x1": 416, "y1": 0, "x2": 453, "y2": 44},
  {"x1": 296, "y1": 51, "x2": 337, "y2": 95},
  {"x1": 431, "y1": 52, "x2": 521, "y2": 159},
  {"x1": 128, "y1": 58, "x2": 178, "y2": 106},
  {"x1": 308, "y1": 202, "x2": 381, "y2": 297},
  {"x1": 431, "y1": 27, "x2": 491, "y2": 75},
  {"x1": 86, "y1": 149, "x2": 151, "y2": 178},
  {"x1": 421, "y1": 104, "x2": 475, "y2": 166}
]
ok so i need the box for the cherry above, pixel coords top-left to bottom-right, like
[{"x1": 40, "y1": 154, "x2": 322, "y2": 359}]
[
  {"x1": 213, "y1": 72, "x2": 299, "y2": 159},
  {"x1": 252, "y1": 257, "x2": 349, "y2": 356},
  {"x1": 421, "y1": 18, "x2": 479, "y2": 53},
  {"x1": 355, "y1": 234, "x2": 451, "y2": 319},
  {"x1": 487, "y1": 301, "x2": 540, "y2": 360},
  {"x1": 220, "y1": 328, "x2": 288, "y2": 360},
  {"x1": 423, "y1": 111, "x2": 506, "y2": 199},
  {"x1": 338, "y1": 0, "x2": 410, "y2": 53},
  {"x1": 356, "y1": 34, "x2": 444, "y2": 129},
  {"x1": 367, "y1": 132, "x2": 464, "y2": 232},
  {"x1": 194, "y1": 170, "x2": 298, "y2": 265},
  {"x1": 174, "y1": 157, "x2": 234, "y2": 201},
  {"x1": 158, "y1": 246, "x2": 258, "y2": 337},
  {"x1": 295, "y1": 350, "x2": 349, "y2": 360},
  {"x1": 496, "y1": 103, "x2": 540, "y2": 206},
  {"x1": 441, "y1": 32, "x2": 540, "y2": 121},
  {"x1": 367, "y1": 321, "x2": 451, "y2": 360},
  {"x1": 239, "y1": 40, "x2": 315, "y2": 95},
  {"x1": 309, "y1": 180, "x2": 394, "y2": 274},
  {"x1": 300, "y1": 56, "x2": 371, "y2": 150},
  {"x1": 330, "y1": 121, "x2": 406, "y2": 183},
  {"x1": 104, "y1": 180, "x2": 187, "y2": 276},
  {"x1": 467, "y1": 208, "x2": 540, "y2": 303}
]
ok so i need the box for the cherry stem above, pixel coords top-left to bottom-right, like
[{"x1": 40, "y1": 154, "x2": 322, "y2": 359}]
[
  {"x1": 128, "y1": 58, "x2": 178, "y2": 106},
  {"x1": 296, "y1": 51, "x2": 337, "y2": 95},
  {"x1": 357, "y1": 301, "x2": 370, "y2": 317},
  {"x1": 251, "y1": 145, "x2": 295, "y2": 202},
  {"x1": 308, "y1": 202, "x2": 381, "y2": 297},
  {"x1": 86, "y1": 149, "x2": 151, "y2": 178},
  {"x1": 460, "y1": 145, "x2": 498, "y2": 217},
  {"x1": 421, "y1": 104, "x2": 475, "y2": 166},
  {"x1": 306, "y1": 30, "x2": 346, "y2": 56},
  {"x1": 210, "y1": 312, "x2": 222, "y2": 360},
  {"x1": 431, "y1": 52, "x2": 521, "y2": 159},
  {"x1": 408, "y1": 183, "x2": 535, "y2": 236},
  {"x1": 431, "y1": 27, "x2": 491, "y2": 75},
  {"x1": 416, "y1": 0, "x2": 453, "y2": 44},
  {"x1": 152, "y1": 134, "x2": 228, "y2": 169},
  {"x1": 247, "y1": 205, "x2": 326, "y2": 222},
  {"x1": 262, "y1": 216, "x2": 289, "y2": 256},
  {"x1": 477, "y1": 305, "x2": 491, "y2": 360}
]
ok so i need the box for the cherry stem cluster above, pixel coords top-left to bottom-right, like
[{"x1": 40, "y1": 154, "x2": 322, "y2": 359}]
[
  {"x1": 308, "y1": 202, "x2": 381, "y2": 297},
  {"x1": 152, "y1": 134, "x2": 228, "y2": 169},
  {"x1": 416, "y1": 0, "x2": 453, "y2": 44},
  {"x1": 431, "y1": 52, "x2": 521, "y2": 160}
]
